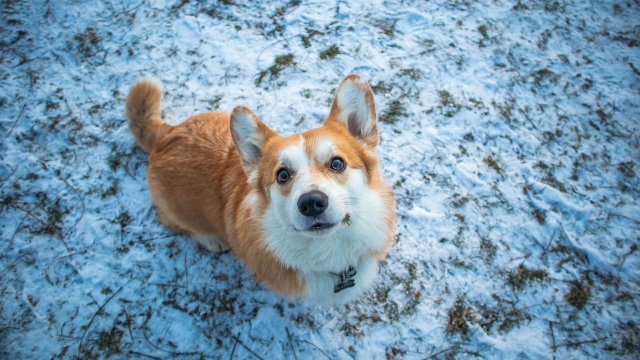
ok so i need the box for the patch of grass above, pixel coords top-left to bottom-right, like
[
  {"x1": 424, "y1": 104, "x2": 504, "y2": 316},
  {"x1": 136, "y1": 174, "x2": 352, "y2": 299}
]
[
  {"x1": 532, "y1": 68, "x2": 559, "y2": 85},
  {"x1": 476, "y1": 294, "x2": 531, "y2": 332},
  {"x1": 478, "y1": 24, "x2": 490, "y2": 39},
  {"x1": 437, "y1": 90, "x2": 462, "y2": 117},
  {"x1": 108, "y1": 153, "x2": 121, "y2": 171},
  {"x1": 543, "y1": 0, "x2": 564, "y2": 12},
  {"x1": 399, "y1": 68, "x2": 422, "y2": 80},
  {"x1": 371, "y1": 81, "x2": 392, "y2": 94},
  {"x1": 483, "y1": 155, "x2": 504, "y2": 174},
  {"x1": 595, "y1": 108, "x2": 610, "y2": 122},
  {"x1": 300, "y1": 28, "x2": 323, "y2": 48},
  {"x1": 374, "y1": 19, "x2": 397, "y2": 38},
  {"x1": 319, "y1": 44, "x2": 340, "y2": 59},
  {"x1": 97, "y1": 326, "x2": 124, "y2": 355},
  {"x1": 45, "y1": 101, "x2": 60, "y2": 112},
  {"x1": 438, "y1": 90, "x2": 454, "y2": 107},
  {"x1": 537, "y1": 29, "x2": 552, "y2": 50},
  {"x1": 101, "y1": 178, "x2": 119, "y2": 198},
  {"x1": 532, "y1": 209, "x2": 546, "y2": 224},
  {"x1": 541, "y1": 129, "x2": 563, "y2": 144},
  {"x1": 446, "y1": 297, "x2": 474, "y2": 336},
  {"x1": 565, "y1": 274, "x2": 594, "y2": 310},
  {"x1": 386, "y1": 347, "x2": 406, "y2": 359},
  {"x1": 479, "y1": 237, "x2": 497, "y2": 264},
  {"x1": 451, "y1": 193, "x2": 469, "y2": 208},
  {"x1": 379, "y1": 99, "x2": 406, "y2": 124},
  {"x1": 113, "y1": 210, "x2": 132, "y2": 229},
  {"x1": 256, "y1": 53, "x2": 296, "y2": 86},
  {"x1": 512, "y1": 2, "x2": 530, "y2": 10},
  {"x1": 74, "y1": 27, "x2": 100, "y2": 57},
  {"x1": 617, "y1": 161, "x2": 636, "y2": 178},
  {"x1": 494, "y1": 101, "x2": 514, "y2": 120},
  {"x1": 565, "y1": 279, "x2": 591, "y2": 310},
  {"x1": 542, "y1": 170, "x2": 567, "y2": 192},
  {"x1": 206, "y1": 95, "x2": 223, "y2": 110},
  {"x1": 463, "y1": 132, "x2": 475, "y2": 142},
  {"x1": 506, "y1": 264, "x2": 547, "y2": 291}
]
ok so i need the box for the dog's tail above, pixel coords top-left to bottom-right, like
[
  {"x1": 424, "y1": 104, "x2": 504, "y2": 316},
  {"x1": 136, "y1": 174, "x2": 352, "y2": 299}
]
[{"x1": 125, "y1": 78, "x2": 172, "y2": 153}]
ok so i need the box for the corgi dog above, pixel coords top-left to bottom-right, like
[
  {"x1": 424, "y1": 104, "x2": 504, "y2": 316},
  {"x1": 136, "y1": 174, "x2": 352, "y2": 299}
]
[{"x1": 125, "y1": 74, "x2": 395, "y2": 304}]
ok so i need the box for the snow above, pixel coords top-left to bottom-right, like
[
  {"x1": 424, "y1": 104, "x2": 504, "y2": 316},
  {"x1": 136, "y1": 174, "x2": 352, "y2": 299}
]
[{"x1": 1, "y1": 0, "x2": 639, "y2": 358}]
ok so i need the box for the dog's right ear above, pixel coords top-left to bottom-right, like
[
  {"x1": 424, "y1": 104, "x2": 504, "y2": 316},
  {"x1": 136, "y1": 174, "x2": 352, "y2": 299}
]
[
  {"x1": 327, "y1": 74, "x2": 379, "y2": 148},
  {"x1": 230, "y1": 106, "x2": 277, "y2": 177}
]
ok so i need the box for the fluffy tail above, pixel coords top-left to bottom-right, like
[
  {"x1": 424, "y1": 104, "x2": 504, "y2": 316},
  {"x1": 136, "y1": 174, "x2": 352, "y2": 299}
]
[{"x1": 125, "y1": 79, "x2": 172, "y2": 153}]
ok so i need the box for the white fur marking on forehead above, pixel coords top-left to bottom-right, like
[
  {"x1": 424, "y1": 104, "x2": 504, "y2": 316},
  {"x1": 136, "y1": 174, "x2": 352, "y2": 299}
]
[
  {"x1": 279, "y1": 137, "x2": 308, "y2": 170},
  {"x1": 312, "y1": 137, "x2": 336, "y2": 163}
]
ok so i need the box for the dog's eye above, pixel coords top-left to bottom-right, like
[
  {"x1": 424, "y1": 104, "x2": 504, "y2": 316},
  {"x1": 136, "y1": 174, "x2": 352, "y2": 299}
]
[
  {"x1": 276, "y1": 168, "x2": 290, "y2": 184},
  {"x1": 330, "y1": 157, "x2": 346, "y2": 172}
]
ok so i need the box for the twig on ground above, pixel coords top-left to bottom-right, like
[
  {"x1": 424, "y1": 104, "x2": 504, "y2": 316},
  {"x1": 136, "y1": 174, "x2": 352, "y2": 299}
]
[
  {"x1": 0, "y1": 164, "x2": 18, "y2": 184},
  {"x1": 549, "y1": 322, "x2": 557, "y2": 359},
  {"x1": 0, "y1": 103, "x2": 26, "y2": 148},
  {"x1": 286, "y1": 327, "x2": 298, "y2": 360},
  {"x1": 60, "y1": 176, "x2": 85, "y2": 230},
  {"x1": 141, "y1": 327, "x2": 199, "y2": 356},
  {"x1": 507, "y1": 90, "x2": 538, "y2": 130},
  {"x1": 231, "y1": 333, "x2": 264, "y2": 360},
  {"x1": 426, "y1": 328, "x2": 479, "y2": 359},
  {"x1": 426, "y1": 342, "x2": 462, "y2": 359},
  {"x1": 77, "y1": 286, "x2": 124, "y2": 357},
  {"x1": 291, "y1": 339, "x2": 332, "y2": 360},
  {"x1": 5, "y1": 213, "x2": 27, "y2": 252},
  {"x1": 552, "y1": 336, "x2": 607, "y2": 350},
  {"x1": 128, "y1": 350, "x2": 163, "y2": 359},
  {"x1": 230, "y1": 333, "x2": 239, "y2": 360}
]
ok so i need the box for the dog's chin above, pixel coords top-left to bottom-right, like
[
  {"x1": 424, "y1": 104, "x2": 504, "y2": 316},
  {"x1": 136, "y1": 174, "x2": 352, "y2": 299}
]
[{"x1": 295, "y1": 221, "x2": 340, "y2": 238}]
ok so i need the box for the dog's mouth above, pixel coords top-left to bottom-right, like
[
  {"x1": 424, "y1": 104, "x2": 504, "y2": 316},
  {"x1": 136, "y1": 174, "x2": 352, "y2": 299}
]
[
  {"x1": 308, "y1": 222, "x2": 337, "y2": 231},
  {"x1": 295, "y1": 221, "x2": 339, "y2": 235}
]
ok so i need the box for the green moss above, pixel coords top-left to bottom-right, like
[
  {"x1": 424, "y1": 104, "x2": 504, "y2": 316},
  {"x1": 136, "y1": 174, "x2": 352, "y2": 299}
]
[
  {"x1": 379, "y1": 99, "x2": 406, "y2": 124},
  {"x1": 399, "y1": 68, "x2": 422, "y2": 80},
  {"x1": 319, "y1": 44, "x2": 340, "y2": 59},
  {"x1": 256, "y1": 53, "x2": 296, "y2": 86}
]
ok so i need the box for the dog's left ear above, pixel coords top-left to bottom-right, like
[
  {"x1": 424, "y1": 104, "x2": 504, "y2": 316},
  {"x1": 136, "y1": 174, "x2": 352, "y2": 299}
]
[
  {"x1": 326, "y1": 74, "x2": 379, "y2": 148},
  {"x1": 230, "y1": 106, "x2": 277, "y2": 177}
]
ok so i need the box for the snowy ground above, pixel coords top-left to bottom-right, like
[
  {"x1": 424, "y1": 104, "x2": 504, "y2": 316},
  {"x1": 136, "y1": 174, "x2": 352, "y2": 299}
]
[{"x1": 1, "y1": 0, "x2": 639, "y2": 358}]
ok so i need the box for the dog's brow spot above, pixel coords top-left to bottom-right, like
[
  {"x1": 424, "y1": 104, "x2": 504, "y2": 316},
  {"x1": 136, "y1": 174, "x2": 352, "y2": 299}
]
[
  {"x1": 280, "y1": 142, "x2": 308, "y2": 170},
  {"x1": 313, "y1": 137, "x2": 336, "y2": 163}
]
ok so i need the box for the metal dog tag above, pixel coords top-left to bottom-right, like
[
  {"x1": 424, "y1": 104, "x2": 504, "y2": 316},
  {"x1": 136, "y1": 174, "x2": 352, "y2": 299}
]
[{"x1": 333, "y1": 266, "x2": 357, "y2": 293}]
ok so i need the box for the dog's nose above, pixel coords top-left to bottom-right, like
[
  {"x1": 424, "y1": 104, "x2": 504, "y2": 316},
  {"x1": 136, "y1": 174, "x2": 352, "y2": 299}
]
[{"x1": 297, "y1": 191, "x2": 328, "y2": 217}]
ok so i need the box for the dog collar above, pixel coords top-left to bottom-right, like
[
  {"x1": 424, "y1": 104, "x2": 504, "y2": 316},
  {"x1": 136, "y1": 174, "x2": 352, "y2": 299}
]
[{"x1": 332, "y1": 266, "x2": 357, "y2": 293}]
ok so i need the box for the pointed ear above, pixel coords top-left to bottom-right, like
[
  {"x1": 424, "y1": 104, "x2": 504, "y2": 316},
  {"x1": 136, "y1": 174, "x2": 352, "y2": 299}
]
[
  {"x1": 326, "y1": 74, "x2": 379, "y2": 148},
  {"x1": 230, "y1": 105, "x2": 277, "y2": 175}
]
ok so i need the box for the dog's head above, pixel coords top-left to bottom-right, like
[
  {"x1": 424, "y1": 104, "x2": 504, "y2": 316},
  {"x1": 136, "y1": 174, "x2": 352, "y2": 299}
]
[{"x1": 230, "y1": 74, "x2": 381, "y2": 239}]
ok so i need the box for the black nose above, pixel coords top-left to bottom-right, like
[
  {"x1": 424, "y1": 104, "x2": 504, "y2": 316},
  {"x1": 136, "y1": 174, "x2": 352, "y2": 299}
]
[{"x1": 297, "y1": 191, "x2": 328, "y2": 217}]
